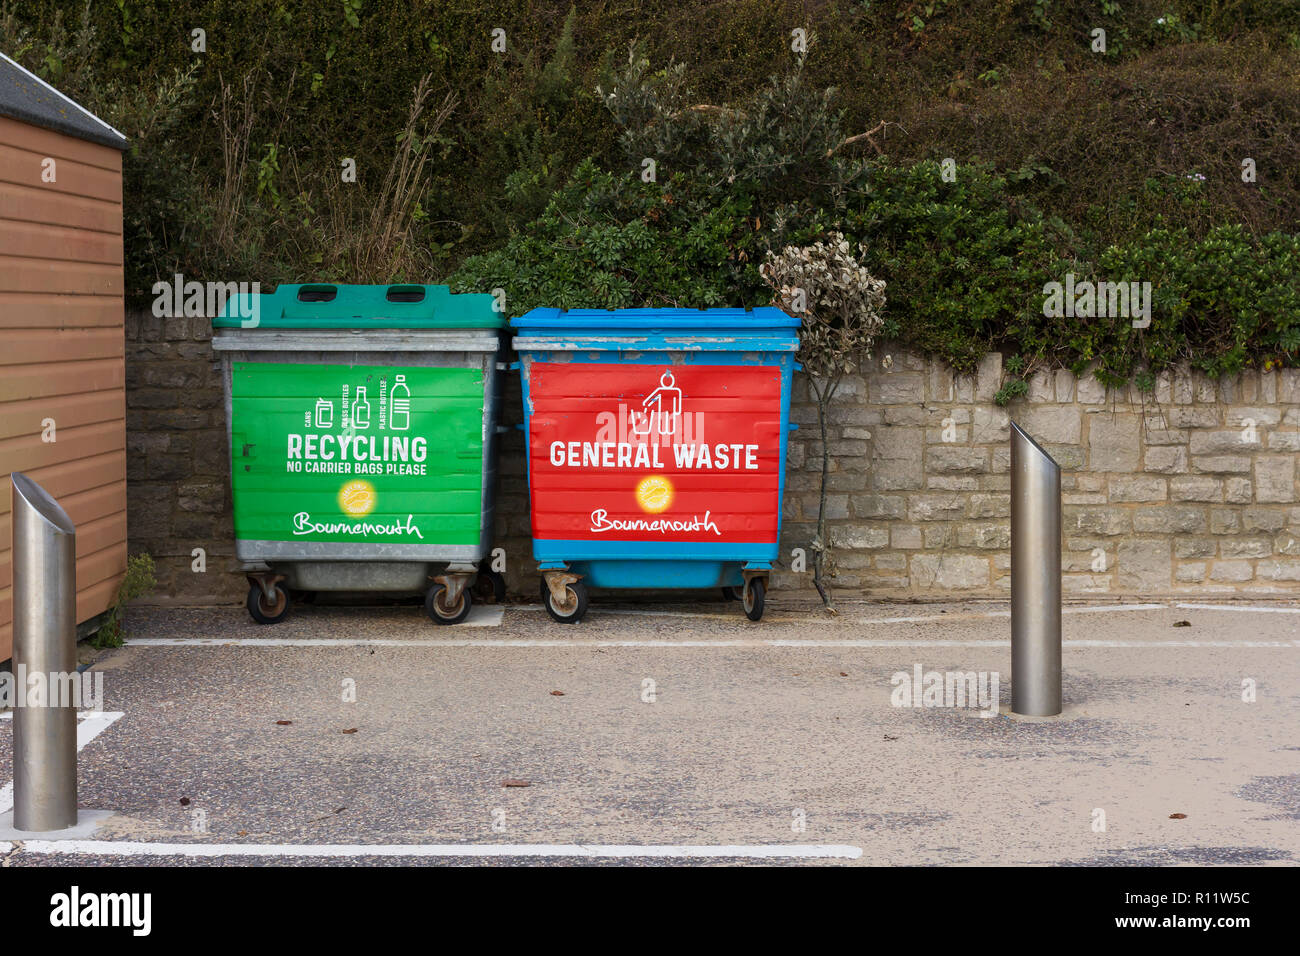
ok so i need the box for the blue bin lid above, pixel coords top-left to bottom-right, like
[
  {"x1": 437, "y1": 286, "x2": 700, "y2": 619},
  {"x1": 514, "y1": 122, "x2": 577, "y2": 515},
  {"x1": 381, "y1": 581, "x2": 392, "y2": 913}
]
[{"x1": 512, "y1": 307, "x2": 799, "y2": 334}]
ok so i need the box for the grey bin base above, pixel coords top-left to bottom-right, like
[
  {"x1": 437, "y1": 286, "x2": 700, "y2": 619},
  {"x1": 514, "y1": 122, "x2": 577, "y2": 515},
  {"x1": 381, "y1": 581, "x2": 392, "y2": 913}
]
[{"x1": 244, "y1": 560, "x2": 466, "y2": 593}]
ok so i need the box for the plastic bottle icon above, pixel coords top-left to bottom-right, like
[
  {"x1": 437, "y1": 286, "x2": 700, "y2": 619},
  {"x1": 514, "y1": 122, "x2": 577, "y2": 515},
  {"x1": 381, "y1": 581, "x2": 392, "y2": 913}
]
[
  {"x1": 389, "y1": 374, "x2": 410, "y2": 431},
  {"x1": 352, "y1": 387, "x2": 371, "y2": 429}
]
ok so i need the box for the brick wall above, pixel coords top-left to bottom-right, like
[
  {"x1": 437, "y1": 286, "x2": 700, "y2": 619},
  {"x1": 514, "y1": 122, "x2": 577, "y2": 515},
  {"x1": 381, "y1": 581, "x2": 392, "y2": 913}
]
[{"x1": 125, "y1": 311, "x2": 1300, "y2": 603}]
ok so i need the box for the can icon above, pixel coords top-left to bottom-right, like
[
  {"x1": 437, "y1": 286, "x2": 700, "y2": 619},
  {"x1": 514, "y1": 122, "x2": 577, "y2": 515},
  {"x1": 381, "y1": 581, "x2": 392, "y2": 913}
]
[{"x1": 315, "y1": 398, "x2": 334, "y2": 428}]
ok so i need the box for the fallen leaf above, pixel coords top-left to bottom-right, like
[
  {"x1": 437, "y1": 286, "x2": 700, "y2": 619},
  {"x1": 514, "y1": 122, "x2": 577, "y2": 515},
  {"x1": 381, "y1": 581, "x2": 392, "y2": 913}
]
[
  {"x1": 341, "y1": 727, "x2": 358, "y2": 734},
  {"x1": 883, "y1": 735, "x2": 898, "y2": 741},
  {"x1": 179, "y1": 797, "x2": 190, "y2": 806},
  {"x1": 237, "y1": 830, "x2": 248, "y2": 837},
  {"x1": 275, "y1": 720, "x2": 292, "y2": 726},
  {"x1": 550, "y1": 690, "x2": 566, "y2": 696},
  {"x1": 839, "y1": 672, "x2": 848, "y2": 677},
  {"x1": 1172, "y1": 620, "x2": 1191, "y2": 627},
  {"x1": 502, "y1": 779, "x2": 531, "y2": 788},
  {"x1": 1169, "y1": 812, "x2": 1187, "y2": 819}
]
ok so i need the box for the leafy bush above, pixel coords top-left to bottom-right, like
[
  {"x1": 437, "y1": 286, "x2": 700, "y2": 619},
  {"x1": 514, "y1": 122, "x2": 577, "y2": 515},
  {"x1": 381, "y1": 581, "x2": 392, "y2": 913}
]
[
  {"x1": 843, "y1": 161, "x2": 1076, "y2": 374},
  {"x1": 4, "y1": 0, "x2": 1298, "y2": 391},
  {"x1": 761, "y1": 234, "x2": 887, "y2": 607},
  {"x1": 450, "y1": 52, "x2": 1300, "y2": 400},
  {"x1": 1088, "y1": 225, "x2": 1300, "y2": 382},
  {"x1": 452, "y1": 54, "x2": 867, "y2": 312},
  {"x1": 92, "y1": 553, "x2": 156, "y2": 649},
  {"x1": 846, "y1": 162, "x2": 1300, "y2": 392},
  {"x1": 450, "y1": 160, "x2": 760, "y2": 311}
]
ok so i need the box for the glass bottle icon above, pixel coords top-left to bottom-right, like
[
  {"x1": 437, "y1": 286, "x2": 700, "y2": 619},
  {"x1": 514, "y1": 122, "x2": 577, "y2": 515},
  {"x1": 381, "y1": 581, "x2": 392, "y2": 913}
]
[
  {"x1": 351, "y1": 387, "x2": 371, "y2": 429},
  {"x1": 389, "y1": 374, "x2": 411, "y2": 431}
]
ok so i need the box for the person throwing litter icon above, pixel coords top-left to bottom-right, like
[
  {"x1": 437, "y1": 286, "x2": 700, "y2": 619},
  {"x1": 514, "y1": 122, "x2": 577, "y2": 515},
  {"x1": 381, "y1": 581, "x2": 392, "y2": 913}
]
[{"x1": 633, "y1": 371, "x2": 683, "y2": 437}]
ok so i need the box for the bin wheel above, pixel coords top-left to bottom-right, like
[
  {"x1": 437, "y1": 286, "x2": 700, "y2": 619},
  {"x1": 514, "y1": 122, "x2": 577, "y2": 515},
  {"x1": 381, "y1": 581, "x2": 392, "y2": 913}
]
[
  {"x1": 721, "y1": 586, "x2": 742, "y2": 602},
  {"x1": 247, "y1": 582, "x2": 290, "y2": 625},
  {"x1": 742, "y1": 577, "x2": 766, "y2": 622},
  {"x1": 542, "y1": 578, "x2": 587, "y2": 624},
  {"x1": 426, "y1": 583, "x2": 473, "y2": 625},
  {"x1": 473, "y1": 568, "x2": 507, "y2": 604}
]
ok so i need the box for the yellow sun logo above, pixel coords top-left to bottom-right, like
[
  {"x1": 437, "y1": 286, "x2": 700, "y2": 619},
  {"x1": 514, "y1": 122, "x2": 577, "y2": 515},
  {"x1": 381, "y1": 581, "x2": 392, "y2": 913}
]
[
  {"x1": 635, "y1": 475, "x2": 674, "y2": 513},
  {"x1": 339, "y1": 480, "x2": 376, "y2": 516}
]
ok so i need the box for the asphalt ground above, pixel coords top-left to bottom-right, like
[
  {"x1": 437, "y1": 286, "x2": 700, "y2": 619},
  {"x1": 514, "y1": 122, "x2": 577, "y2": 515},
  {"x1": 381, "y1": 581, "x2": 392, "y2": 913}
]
[{"x1": 1, "y1": 595, "x2": 1297, "y2": 866}]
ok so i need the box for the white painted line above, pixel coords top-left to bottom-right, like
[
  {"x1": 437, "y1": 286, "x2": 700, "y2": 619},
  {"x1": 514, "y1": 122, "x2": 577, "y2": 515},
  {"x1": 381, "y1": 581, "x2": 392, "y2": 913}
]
[
  {"x1": 1176, "y1": 603, "x2": 1300, "y2": 614},
  {"x1": 509, "y1": 603, "x2": 1167, "y2": 626},
  {"x1": 77, "y1": 712, "x2": 124, "y2": 750},
  {"x1": 460, "y1": 606, "x2": 505, "y2": 626},
  {"x1": 17, "y1": 840, "x2": 862, "y2": 860},
  {"x1": 0, "y1": 842, "x2": 10, "y2": 854},
  {"x1": 594, "y1": 608, "x2": 761, "y2": 622},
  {"x1": 123, "y1": 637, "x2": 1299, "y2": 649},
  {"x1": 1065, "y1": 640, "x2": 1298, "y2": 648},
  {"x1": 124, "y1": 603, "x2": 1180, "y2": 647},
  {"x1": 0, "y1": 712, "x2": 123, "y2": 816},
  {"x1": 870, "y1": 603, "x2": 1167, "y2": 623},
  {"x1": 1061, "y1": 603, "x2": 1168, "y2": 614}
]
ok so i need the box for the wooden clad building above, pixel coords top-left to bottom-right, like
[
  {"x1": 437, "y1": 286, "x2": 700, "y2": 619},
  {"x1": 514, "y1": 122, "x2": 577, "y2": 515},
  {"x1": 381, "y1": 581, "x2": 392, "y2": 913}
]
[{"x1": 0, "y1": 52, "x2": 128, "y2": 661}]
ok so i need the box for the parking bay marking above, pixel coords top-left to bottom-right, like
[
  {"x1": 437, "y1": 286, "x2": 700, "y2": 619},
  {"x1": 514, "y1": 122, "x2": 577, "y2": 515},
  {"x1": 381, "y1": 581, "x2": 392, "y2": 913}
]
[
  {"x1": 511, "y1": 602, "x2": 1168, "y2": 625},
  {"x1": 15, "y1": 840, "x2": 863, "y2": 860},
  {"x1": 124, "y1": 637, "x2": 1300, "y2": 648},
  {"x1": 1176, "y1": 602, "x2": 1300, "y2": 615},
  {"x1": 0, "y1": 711, "x2": 123, "y2": 815}
]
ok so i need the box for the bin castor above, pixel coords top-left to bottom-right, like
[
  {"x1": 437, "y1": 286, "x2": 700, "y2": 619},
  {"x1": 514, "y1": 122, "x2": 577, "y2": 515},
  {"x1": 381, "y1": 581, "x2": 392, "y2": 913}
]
[
  {"x1": 426, "y1": 582, "x2": 473, "y2": 625},
  {"x1": 473, "y1": 568, "x2": 507, "y2": 604},
  {"x1": 246, "y1": 582, "x2": 290, "y2": 625},
  {"x1": 542, "y1": 577, "x2": 587, "y2": 624},
  {"x1": 742, "y1": 577, "x2": 766, "y2": 622},
  {"x1": 721, "y1": 586, "x2": 742, "y2": 602}
]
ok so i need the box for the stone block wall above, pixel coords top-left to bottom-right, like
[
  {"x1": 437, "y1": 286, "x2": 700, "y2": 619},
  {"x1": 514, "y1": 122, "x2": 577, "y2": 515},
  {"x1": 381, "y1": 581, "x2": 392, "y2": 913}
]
[
  {"x1": 772, "y1": 350, "x2": 1300, "y2": 597},
  {"x1": 124, "y1": 310, "x2": 1300, "y2": 604},
  {"x1": 125, "y1": 310, "x2": 242, "y2": 604}
]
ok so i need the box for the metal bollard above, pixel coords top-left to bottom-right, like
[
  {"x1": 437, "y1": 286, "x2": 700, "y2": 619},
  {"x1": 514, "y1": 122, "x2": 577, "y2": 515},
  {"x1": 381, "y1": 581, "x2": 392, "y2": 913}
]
[
  {"x1": 1010, "y1": 423, "x2": 1062, "y2": 716},
  {"x1": 10, "y1": 471, "x2": 78, "y2": 831}
]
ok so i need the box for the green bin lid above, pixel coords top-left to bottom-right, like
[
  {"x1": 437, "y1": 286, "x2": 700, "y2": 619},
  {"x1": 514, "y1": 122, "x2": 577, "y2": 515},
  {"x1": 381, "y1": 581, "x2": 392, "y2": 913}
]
[{"x1": 212, "y1": 283, "x2": 504, "y2": 329}]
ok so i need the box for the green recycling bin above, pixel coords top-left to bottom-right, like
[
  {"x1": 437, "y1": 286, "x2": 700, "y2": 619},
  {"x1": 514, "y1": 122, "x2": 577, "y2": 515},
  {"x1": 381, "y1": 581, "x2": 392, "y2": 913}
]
[{"x1": 212, "y1": 283, "x2": 506, "y2": 625}]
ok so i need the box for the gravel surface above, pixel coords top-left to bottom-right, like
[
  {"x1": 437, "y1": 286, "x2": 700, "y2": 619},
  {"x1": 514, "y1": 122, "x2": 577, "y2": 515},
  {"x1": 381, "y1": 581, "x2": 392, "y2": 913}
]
[{"x1": 2, "y1": 598, "x2": 1297, "y2": 866}]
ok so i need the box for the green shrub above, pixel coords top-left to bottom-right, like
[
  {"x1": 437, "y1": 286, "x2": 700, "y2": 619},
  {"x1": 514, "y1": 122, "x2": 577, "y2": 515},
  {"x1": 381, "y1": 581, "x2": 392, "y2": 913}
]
[
  {"x1": 843, "y1": 160, "x2": 1076, "y2": 374},
  {"x1": 1094, "y1": 225, "x2": 1300, "y2": 381},
  {"x1": 5, "y1": 0, "x2": 1298, "y2": 388},
  {"x1": 449, "y1": 160, "x2": 763, "y2": 312},
  {"x1": 92, "y1": 553, "x2": 156, "y2": 649}
]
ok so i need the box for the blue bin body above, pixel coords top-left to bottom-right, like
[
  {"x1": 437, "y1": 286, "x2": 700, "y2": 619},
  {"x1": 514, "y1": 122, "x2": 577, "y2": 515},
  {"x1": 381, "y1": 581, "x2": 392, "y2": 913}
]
[{"x1": 512, "y1": 307, "x2": 799, "y2": 591}]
